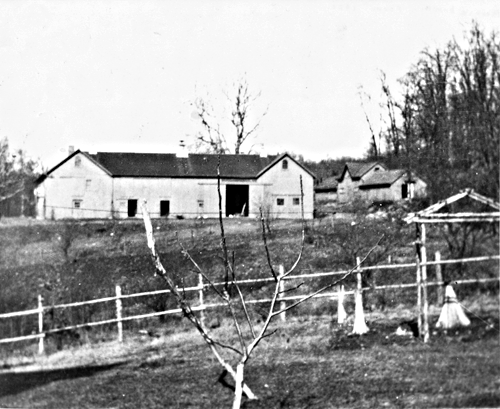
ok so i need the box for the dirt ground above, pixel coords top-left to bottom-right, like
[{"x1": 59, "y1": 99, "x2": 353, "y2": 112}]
[{"x1": 1, "y1": 307, "x2": 499, "y2": 409}]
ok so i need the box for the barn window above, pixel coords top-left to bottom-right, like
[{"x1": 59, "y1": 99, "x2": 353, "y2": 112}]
[
  {"x1": 198, "y1": 200, "x2": 204, "y2": 209},
  {"x1": 85, "y1": 179, "x2": 91, "y2": 189},
  {"x1": 75, "y1": 156, "x2": 81, "y2": 167},
  {"x1": 277, "y1": 198, "x2": 285, "y2": 206},
  {"x1": 73, "y1": 200, "x2": 82, "y2": 209},
  {"x1": 282, "y1": 160, "x2": 288, "y2": 170},
  {"x1": 293, "y1": 197, "x2": 300, "y2": 205}
]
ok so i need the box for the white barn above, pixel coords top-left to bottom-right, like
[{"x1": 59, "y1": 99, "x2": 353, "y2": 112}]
[{"x1": 35, "y1": 150, "x2": 316, "y2": 220}]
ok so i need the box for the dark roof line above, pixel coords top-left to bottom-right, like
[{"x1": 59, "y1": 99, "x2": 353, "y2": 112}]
[
  {"x1": 38, "y1": 150, "x2": 316, "y2": 181},
  {"x1": 337, "y1": 161, "x2": 386, "y2": 182}
]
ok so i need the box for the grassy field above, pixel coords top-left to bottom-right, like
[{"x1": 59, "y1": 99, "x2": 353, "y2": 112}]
[
  {"x1": 0, "y1": 308, "x2": 499, "y2": 408},
  {"x1": 0, "y1": 215, "x2": 498, "y2": 408}
]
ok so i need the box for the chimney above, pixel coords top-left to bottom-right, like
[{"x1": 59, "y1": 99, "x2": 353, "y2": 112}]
[{"x1": 177, "y1": 140, "x2": 189, "y2": 158}]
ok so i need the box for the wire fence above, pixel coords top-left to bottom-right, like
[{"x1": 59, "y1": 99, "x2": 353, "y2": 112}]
[
  {"x1": 40, "y1": 204, "x2": 311, "y2": 218},
  {"x1": 0, "y1": 253, "x2": 498, "y2": 354}
]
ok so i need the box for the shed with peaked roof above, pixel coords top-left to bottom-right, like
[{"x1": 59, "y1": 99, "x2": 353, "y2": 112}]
[
  {"x1": 34, "y1": 150, "x2": 315, "y2": 220},
  {"x1": 336, "y1": 162, "x2": 387, "y2": 204},
  {"x1": 336, "y1": 160, "x2": 428, "y2": 205},
  {"x1": 359, "y1": 169, "x2": 427, "y2": 203}
]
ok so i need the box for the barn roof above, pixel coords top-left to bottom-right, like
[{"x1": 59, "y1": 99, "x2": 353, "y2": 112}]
[
  {"x1": 89, "y1": 152, "x2": 280, "y2": 178},
  {"x1": 38, "y1": 150, "x2": 316, "y2": 181},
  {"x1": 314, "y1": 176, "x2": 338, "y2": 193},
  {"x1": 359, "y1": 169, "x2": 408, "y2": 189},
  {"x1": 338, "y1": 162, "x2": 386, "y2": 182}
]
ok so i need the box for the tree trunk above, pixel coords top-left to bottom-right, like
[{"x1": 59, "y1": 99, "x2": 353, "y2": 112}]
[{"x1": 232, "y1": 363, "x2": 245, "y2": 409}]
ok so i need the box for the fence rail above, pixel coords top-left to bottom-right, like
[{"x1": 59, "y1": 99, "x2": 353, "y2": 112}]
[{"x1": 0, "y1": 253, "x2": 498, "y2": 351}]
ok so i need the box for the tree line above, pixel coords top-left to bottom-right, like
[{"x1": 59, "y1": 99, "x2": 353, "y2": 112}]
[
  {"x1": 0, "y1": 137, "x2": 39, "y2": 217},
  {"x1": 369, "y1": 23, "x2": 499, "y2": 202}
]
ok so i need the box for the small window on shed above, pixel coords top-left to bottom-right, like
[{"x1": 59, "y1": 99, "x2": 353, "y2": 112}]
[
  {"x1": 73, "y1": 200, "x2": 82, "y2": 209},
  {"x1": 293, "y1": 197, "x2": 300, "y2": 205},
  {"x1": 282, "y1": 160, "x2": 288, "y2": 170},
  {"x1": 75, "y1": 156, "x2": 81, "y2": 167},
  {"x1": 277, "y1": 198, "x2": 285, "y2": 206}
]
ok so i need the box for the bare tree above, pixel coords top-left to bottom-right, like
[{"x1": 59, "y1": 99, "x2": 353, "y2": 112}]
[
  {"x1": 193, "y1": 78, "x2": 268, "y2": 154},
  {"x1": 0, "y1": 137, "x2": 39, "y2": 216},
  {"x1": 141, "y1": 166, "x2": 378, "y2": 408},
  {"x1": 358, "y1": 86, "x2": 380, "y2": 159},
  {"x1": 371, "y1": 23, "x2": 499, "y2": 201},
  {"x1": 0, "y1": 138, "x2": 23, "y2": 203}
]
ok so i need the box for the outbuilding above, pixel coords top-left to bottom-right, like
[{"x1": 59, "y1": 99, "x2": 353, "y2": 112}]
[
  {"x1": 337, "y1": 162, "x2": 387, "y2": 204},
  {"x1": 359, "y1": 169, "x2": 427, "y2": 202},
  {"x1": 337, "y1": 161, "x2": 427, "y2": 204}
]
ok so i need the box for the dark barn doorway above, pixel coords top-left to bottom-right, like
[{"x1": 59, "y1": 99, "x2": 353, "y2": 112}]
[
  {"x1": 226, "y1": 185, "x2": 249, "y2": 217},
  {"x1": 127, "y1": 199, "x2": 138, "y2": 217},
  {"x1": 160, "y1": 200, "x2": 170, "y2": 217}
]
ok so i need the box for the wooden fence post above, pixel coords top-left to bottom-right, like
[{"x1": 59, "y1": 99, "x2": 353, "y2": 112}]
[
  {"x1": 416, "y1": 239, "x2": 422, "y2": 339},
  {"x1": 279, "y1": 265, "x2": 286, "y2": 322},
  {"x1": 38, "y1": 295, "x2": 44, "y2": 355},
  {"x1": 198, "y1": 273, "x2": 205, "y2": 326},
  {"x1": 421, "y1": 224, "x2": 429, "y2": 343},
  {"x1": 116, "y1": 285, "x2": 123, "y2": 343},
  {"x1": 337, "y1": 285, "x2": 347, "y2": 324},
  {"x1": 435, "y1": 251, "x2": 443, "y2": 305},
  {"x1": 352, "y1": 256, "x2": 369, "y2": 334}
]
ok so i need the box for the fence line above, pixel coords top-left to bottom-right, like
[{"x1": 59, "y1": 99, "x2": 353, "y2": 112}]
[
  {"x1": 0, "y1": 254, "x2": 498, "y2": 350},
  {"x1": 1, "y1": 255, "x2": 498, "y2": 320},
  {"x1": 2, "y1": 254, "x2": 497, "y2": 319}
]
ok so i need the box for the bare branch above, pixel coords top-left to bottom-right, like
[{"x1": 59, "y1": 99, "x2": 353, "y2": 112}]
[
  {"x1": 259, "y1": 328, "x2": 278, "y2": 341},
  {"x1": 259, "y1": 207, "x2": 277, "y2": 281},
  {"x1": 358, "y1": 86, "x2": 379, "y2": 158},
  {"x1": 232, "y1": 281, "x2": 256, "y2": 339},
  {"x1": 216, "y1": 156, "x2": 232, "y2": 291},
  {"x1": 279, "y1": 281, "x2": 304, "y2": 294},
  {"x1": 224, "y1": 293, "x2": 248, "y2": 355},
  {"x1": 284, "y1": 176, "x2": 305, "y2": 276},
  {"x1": 273, "y1": 237, "x2": 382, "y2": 316},
  {"x1": 0, "y1": 185, "x2": 24, "y2": 203},
  {"x1": 194, "y1": 98, "x2": 228, "y2": 154},
  {"x1": 194, "y1": 79, "x2": 267, "y2": 155},
  {"x1": 245, "y1": 268, "x2": 285, "y2": 359},
  {"x1": 177, "y1": 239, "x2": 225, "y2": 299}
]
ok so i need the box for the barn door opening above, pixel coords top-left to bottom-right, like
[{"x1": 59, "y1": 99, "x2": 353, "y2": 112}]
[
  {"x1": 160, "y1": 200, "x2": 170, "y2": 217},
  {"x1": 226, "y1": 185, "x2": 249, "y2": 217},
  {"x1": 402, "y1": 182, "x2": 415, "y2": 200},
  {"x1": 128, "y1": 199, "x2": 138, "y2": 217}
]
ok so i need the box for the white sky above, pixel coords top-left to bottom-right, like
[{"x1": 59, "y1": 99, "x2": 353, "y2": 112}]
[{"x1": 0, "y1": 0, "x2": 499, "y2": 168}]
